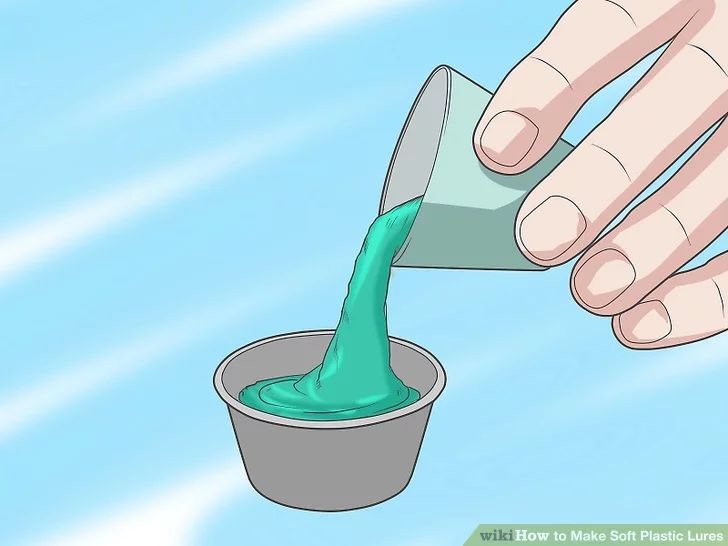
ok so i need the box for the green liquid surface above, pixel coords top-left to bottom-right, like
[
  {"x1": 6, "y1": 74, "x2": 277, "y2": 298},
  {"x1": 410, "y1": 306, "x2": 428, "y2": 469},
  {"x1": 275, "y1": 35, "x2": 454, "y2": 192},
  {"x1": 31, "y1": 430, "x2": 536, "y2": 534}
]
[{"x1": 239, "y1": 197, "x2": 422, "y2": 421}]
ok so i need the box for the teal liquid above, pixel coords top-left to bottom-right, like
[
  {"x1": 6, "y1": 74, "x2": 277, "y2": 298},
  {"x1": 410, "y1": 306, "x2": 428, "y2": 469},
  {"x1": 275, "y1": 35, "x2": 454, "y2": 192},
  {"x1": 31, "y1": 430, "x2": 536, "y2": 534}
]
[{"x1": 239, "y1": 197, "x2": 422, "y2": 420}]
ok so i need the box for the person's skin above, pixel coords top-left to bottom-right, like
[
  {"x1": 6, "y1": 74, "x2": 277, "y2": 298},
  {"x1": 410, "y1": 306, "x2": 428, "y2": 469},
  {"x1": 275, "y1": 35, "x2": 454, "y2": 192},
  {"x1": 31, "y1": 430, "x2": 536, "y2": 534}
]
[{"x1": 473, "y1": 0, "x2": 728, "y2": 350}]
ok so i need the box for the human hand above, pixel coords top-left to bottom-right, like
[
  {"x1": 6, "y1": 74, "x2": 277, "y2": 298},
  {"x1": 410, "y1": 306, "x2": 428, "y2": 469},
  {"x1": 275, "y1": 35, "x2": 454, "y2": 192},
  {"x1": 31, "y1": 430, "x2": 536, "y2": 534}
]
[{"x1": 473, "y1": 0, "x2": 728, "y2": 349}]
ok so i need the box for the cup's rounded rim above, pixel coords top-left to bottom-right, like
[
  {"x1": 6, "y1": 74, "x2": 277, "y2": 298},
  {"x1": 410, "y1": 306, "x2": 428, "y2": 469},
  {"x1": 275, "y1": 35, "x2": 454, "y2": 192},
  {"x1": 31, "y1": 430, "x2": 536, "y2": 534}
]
[
  {"x1": 213, "y1": 329, "x2": 446, "y2": 430},
  {"x1": 379, "y1": 64, "x2": 451, "y2": 217}
]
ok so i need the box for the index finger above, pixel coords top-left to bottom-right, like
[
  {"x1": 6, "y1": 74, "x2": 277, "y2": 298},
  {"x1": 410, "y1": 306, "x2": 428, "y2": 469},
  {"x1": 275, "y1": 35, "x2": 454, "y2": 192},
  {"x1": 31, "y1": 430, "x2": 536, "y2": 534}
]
[{"x1": 472, "y1": 0, "x2": 695, "y2": 174}]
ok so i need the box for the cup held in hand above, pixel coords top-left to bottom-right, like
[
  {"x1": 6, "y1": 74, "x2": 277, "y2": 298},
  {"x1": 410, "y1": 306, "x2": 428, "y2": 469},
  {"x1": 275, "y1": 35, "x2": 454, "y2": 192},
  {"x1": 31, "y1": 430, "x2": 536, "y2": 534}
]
[{"x1": 380, "y1": 65, "x2": 573, "y2": 271}]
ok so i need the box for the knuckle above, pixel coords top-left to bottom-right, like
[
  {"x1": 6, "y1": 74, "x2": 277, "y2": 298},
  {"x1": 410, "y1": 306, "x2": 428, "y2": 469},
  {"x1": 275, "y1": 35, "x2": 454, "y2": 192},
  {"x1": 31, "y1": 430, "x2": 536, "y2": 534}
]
[
  {"x1": 524, "y1": 54, "x2": 574, "y2": 92},
  {"x1": 706, "y1": 255, "x2": 728, "y2": 322},
  {"x1": 589, "y1": 142, "x2": 632, "y2": 183},
  {"x1": 596, "y1": 0, "x2": 638, "y2": 27},
  {"x1": 657, "y1": 204, "x2": 692, "y2": 246},
  {"x1": 685, "y1": 41, "x2": 728, "y2": 86},
  {"x1": 709, "y1": 276, "x2": 726, "y2": 321}
]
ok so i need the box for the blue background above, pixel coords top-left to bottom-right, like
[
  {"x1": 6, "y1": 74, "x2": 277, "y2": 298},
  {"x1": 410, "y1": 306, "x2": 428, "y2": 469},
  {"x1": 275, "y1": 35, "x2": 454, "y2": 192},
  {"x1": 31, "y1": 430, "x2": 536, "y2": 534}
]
[{"x1": 1, "y1": 1, "x2": 727, "y2": 545}]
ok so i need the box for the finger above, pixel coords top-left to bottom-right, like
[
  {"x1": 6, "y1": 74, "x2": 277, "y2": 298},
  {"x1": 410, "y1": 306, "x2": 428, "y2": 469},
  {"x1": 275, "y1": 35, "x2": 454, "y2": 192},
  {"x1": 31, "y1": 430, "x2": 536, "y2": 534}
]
[
  {"x1": 570, "y1": 119, "x2": 728, "y2": 315},
  {"x1": 515, "y1": 15, "x2": 728, "y2": 265},
  {"x1": 612, "y1": 251, "x2": 728, "y2": 349},
  {"x1": 473, "y1": 0, "x2": 694, "y2": 173}
]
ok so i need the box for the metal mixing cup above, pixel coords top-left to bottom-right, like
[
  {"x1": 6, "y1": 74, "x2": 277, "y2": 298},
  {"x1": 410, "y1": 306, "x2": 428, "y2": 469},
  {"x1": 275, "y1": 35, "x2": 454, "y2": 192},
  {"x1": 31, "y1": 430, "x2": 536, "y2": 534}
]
[{"x1": 214, "y1": 330, "x2": 446, "y2": 511}]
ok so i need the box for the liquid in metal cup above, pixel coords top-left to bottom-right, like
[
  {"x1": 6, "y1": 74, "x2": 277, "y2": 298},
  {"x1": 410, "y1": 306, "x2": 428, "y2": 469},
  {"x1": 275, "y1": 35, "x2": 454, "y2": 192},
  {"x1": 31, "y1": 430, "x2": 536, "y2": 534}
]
[{"x1": 214, "y1": 330, "x2": 446, "y2": 512}]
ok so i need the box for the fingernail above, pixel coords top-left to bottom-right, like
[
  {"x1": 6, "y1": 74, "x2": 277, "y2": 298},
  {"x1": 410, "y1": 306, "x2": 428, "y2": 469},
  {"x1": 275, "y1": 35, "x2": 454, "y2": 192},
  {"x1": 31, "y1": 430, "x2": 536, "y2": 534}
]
[
  {"x1": 574, "y1": 248, "x2": 636, "y2": 309},
  {"x1": 518, "y1": 196, "x2": 586, "y2": 261},
  {"x1": 479, "y1": 111, "x2": 538, "y2": 167},
  {"x1": 618, "y1": 301, "x2": 672, "y2": 343}
]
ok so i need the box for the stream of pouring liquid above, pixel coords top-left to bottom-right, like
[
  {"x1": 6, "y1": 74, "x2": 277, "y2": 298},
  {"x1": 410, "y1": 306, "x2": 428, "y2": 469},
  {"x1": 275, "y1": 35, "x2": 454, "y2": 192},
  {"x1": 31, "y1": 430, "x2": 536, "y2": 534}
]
[{"x1": 239, "y1": 197, "x2": 422, "y2": 420}]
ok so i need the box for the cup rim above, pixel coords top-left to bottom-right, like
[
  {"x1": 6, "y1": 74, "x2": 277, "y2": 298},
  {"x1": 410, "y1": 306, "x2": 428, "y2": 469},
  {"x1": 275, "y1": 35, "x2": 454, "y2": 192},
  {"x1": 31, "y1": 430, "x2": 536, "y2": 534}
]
[
  {"x1": 379, "y1": 64, "x2": 451, "y2": 218},
  {"x1": 213, "y1": 329, "x2": 446, "y2": 430}
]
